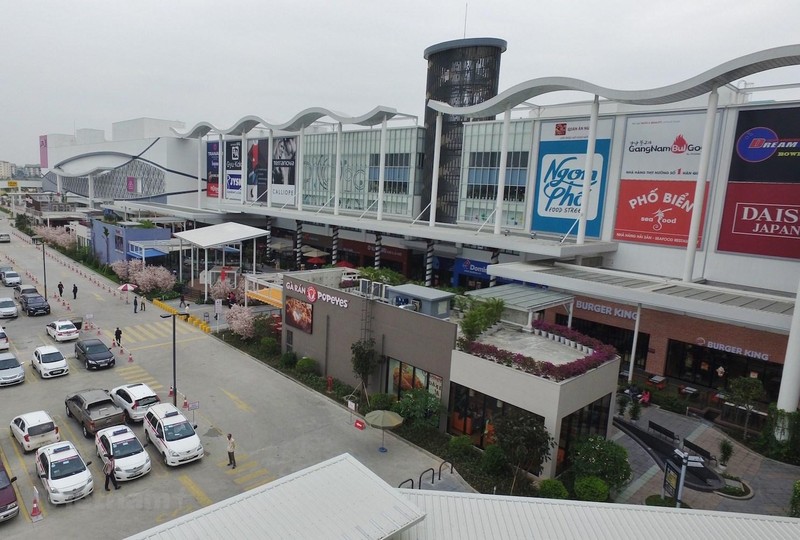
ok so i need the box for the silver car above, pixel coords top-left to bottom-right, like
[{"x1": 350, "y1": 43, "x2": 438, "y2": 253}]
[
  {"x1": 1, "y1": 272, "x2": 21, "y2": 287},
  {"x1": 0, "y1": 298, "x2": 16, "y2": 319},
  {"x1": 0, "y1": 352, "x2": 24, "y2": 386}
]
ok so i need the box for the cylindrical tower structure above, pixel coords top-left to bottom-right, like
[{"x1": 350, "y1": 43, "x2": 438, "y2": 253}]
[{"x1": 422, "y1": 38, "x2": 507, "y2": 223}]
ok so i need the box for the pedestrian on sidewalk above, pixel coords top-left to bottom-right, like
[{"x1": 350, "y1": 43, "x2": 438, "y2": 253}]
[
  {"x1": 140, "y1": 296, "x2": 146, "y2": 312},
  {"x1": 227, "y1": 433, "x2": 236, "y2": 469},
  {"x1": 103, "y1": 455, "x2": 120, "y2": 491},
  {"x1": 57, "y1": 282, "x2": 64, "y2": 297},
  {"x1": 179, "y1": 294, "x2": 186, "y2": 308},
  {"x1": 114, "y1": 327, "x2": 122, "y2": 346},
  {"x1": 72, "y1": 284, "x2": 78, "y2": 299},
  {"x1": 133, "y1": 296, "x2": 138, "y2": 314}
]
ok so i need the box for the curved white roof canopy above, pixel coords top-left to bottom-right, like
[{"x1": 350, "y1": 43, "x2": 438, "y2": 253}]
[
  {"x1": 174, "y1": 105, "x2": 402, "y2": 139},
  {"x1": 51, "y1": 151, "x2": 140, "y2": 177},
  {"x1": 428, "y1": 44, "x2": 800, "y2": 117}
]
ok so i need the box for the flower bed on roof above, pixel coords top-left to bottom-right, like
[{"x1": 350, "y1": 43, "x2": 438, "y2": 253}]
[{"x1": 462, "y1": 322, "x2": 618, "y2": 382}]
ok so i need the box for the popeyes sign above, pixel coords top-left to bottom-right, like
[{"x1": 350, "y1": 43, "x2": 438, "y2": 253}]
[{"x1": 285, "y1": 281, "x2": 350, "y2": 309}]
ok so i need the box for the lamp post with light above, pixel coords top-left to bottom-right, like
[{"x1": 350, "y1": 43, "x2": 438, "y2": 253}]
[
  {"x1": 31, "y1": 235, "x2": 48, "y2": 299},
  {"x1": 160, "y1": 311, "x2": 191, "y2": 406}
]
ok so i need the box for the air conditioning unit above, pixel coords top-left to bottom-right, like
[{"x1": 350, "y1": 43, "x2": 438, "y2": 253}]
[
  {"x1": 359, "y1": 279, "x2": 372, "y2": 295},
  {"x1": 371, "y1": 282, "x2": 386, "y2": 299}
]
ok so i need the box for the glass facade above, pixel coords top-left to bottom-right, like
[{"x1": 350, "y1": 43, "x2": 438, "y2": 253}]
[
  {"x1": 555, "y1": 393, "x2": 612, "y2": 475},
  {"x1": 386, "y1": 357, "x2": 443, "y2": 400},
  {"x1": 556, "y1": 314, "x2": 649, "y2": 370}
]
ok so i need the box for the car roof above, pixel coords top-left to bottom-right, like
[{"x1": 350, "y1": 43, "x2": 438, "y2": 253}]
[
  {"x1": 38, "y1": 442, "x2": 79, "y2": 460},
  {"x1": 0, "y1": 297, "x2": 13, "y2": 302},
  {"x1": 0, "y1": 352, "x2": 16, "y2": 361},
  {"x1": 148, "y1": 403, "x2": 187, "y2": 423},
  {"x1": 78, "y1": 338, "x2": 104, "y2": 346},
  {"x1": 113, "y1": 383, "x2": 157, "y2": 399},
  {"x1": 96, "y1": 425, "x2": 135, "y2": 441},
  {"x1": 52, "y1": 320, "x2": 76, "y2": 326},
  {"x1": 15, "y1": 410, "x2": 55, "y2": 425},
  {"x1": 69, "y1": 388, "x2": 112, "y2": 401},
  {"x1": 35, "y1": 345, "x2": 62, "y2": 355},
  {"x1": 21, "y1": 293, "x2": 43, "y2": 299}
]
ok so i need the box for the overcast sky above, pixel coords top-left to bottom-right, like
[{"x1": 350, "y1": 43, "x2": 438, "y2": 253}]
[{"x1": 5, "y1": 0, "x2": 800, "y2": 165}]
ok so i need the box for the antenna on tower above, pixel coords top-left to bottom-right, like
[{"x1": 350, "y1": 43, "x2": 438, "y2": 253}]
[{"x1": 463, "y1": 3, "x2": 468, "y2": 38}]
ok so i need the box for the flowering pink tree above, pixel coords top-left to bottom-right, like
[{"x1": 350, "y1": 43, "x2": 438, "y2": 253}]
[
  {"x1": 210, "y1": 279, "x2": 232, "y2": 301},
  {"x1": 111, "y1": 259, "x2": 144, "y2": 282},
  {"x1": 33, "y1": 225, "x2": 76, "y2": 250},
  {"x1": 132, "y1": 266, "x2": 176, "y2": 293},
  {"x1": 226, "y1": 305, "x2": 255, "y2": 339}
]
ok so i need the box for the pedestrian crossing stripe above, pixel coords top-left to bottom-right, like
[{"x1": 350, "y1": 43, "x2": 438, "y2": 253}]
[{"x1": 102, "y1": 322, "x2": 199, "y2": 344}]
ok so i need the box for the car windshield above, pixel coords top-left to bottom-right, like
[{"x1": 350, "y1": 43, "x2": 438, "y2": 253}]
[
  {"x1": 4, "y1": 272, "x2": 18, "y2": 279},
  {"x1": 85, "y1": 343, "x2": 109, "y2": 354},
  {"x1": 0, "y1": 470, "x2": 10, "y2": 489},
  {"x1": 0, "y1": 358, "x2": 20, "y2": 369},
  {"x1": 164, "y1": 421, "x2": 195, "y2": 442},
  {"x1": 40, "y1": 351, "x2": 65, "y2": 363},
  {"x1": 138, "y1": 396, "x2": 159, "y2": 407},
  {"x1": 0, "y1": 300, "x2": 14, "y2": 308},
  {"x1": 50, "y1": 457, "x2": 86, "y2": 480},
  {"x1": 57, "y1": 323, "x2": 76, "y2": 332},
  {"x1": 29, "y1": 422, "x2": 56, "y2": 436},
  {"x1": 111, "y1": 437, "x2": 144, "y2": 458}
]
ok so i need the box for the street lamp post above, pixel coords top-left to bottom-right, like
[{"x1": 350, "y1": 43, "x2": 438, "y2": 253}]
[
  {"x1": 160, "y1": 312, "x2": 191, "y2": 406},
  {"x1": 31, "y1": 235, "x2": 48, "y2": 299}
]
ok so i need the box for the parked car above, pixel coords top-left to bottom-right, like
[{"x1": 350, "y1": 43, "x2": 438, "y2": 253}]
[
  {"x1": 9, "y1": 410, "x2": 61, "y2": 452},
  {"x1": 110, "y1": 383, "x2": 161, "y2": 423},
  {"x1": 0, "y1": 233, "x2": 10, "y2": 243},
  {"x1": 65, "y1": 389, "x2": 126, "y2": 438},
  {"x1": 13, "y1": 284, "x2": 38, "y2": 301},
  {"x1": 95, "y1": 426, "x2": 151, "y2": 481},
  {"x1": 2, "y1": 271, "x2": 21, "y2": 287},
  {"x1": 0, "y1": 298, "x2": 17, "y2": 319},
  {"x1": 0, "y1": 352, "x2": 24, "y2": 387},
  {"x1": 32, "y1": 345, "x2": 69, "y2": 379},
  {"x1": 35, "y1": 442, "x2": 93, "y2": 505},
  {"x1": 143, "y1": 403, "x2": 204, "y2": 466},
  {"x1": 74, "y1": 338, "x2": 115, "y2": 370},
  {"x1": 19, "y1": 293, "x2": 50, "y2": 316},
  {"x1": 0, "y1": 328, "x2": 8, "y2": 351},
  {"x1": 0, "y1": 267, "x2": 12, "y2": 281},
  {"x1": 0, "y1": 459, "x2": 18, "y2": 522},
  {"x1": 46, "y1": 320, "x2": 79, "y2": 342}
]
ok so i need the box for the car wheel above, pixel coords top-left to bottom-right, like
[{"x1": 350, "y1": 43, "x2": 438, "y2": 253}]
[
  {"x1": 163, "y1": 452, "x2": 169, "y2": 466},
  {"x1": 66, "y1": 405, "x2": 72, "y2": 417},
  {"x1": 85, "y1": 359, "x2": 89, "y2": 370},
  {"x1": 82, "y1": 425, "x2": 90, "y2": 438},
  {"x1": 144, "y1": 430, "x2": 150, "y2": 443}
]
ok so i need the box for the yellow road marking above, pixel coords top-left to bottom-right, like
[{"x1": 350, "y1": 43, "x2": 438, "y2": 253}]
[
  {"x1": 241, "y1": 476, "x2": 276, "y2": 492},
  {"x1": 91, "y1": 292, "x2": 105, "y2": 302},
  {"x1": 221, "y1": 388, "x2": 254, "y2": 413},
  {"x1": 127, "y1": 334, "x2": 208, "y2": 352},
  {"x1": 2, "y1": 440, "x2": 34, "y2": 521},
  {"x1": 233, "y1": 469, "x2": 271, "y2": 485},
  {"x1": 225, "y1": 461, "x2": 258, "y2": 474},
  {"x1": 178, "y1": 474, "x2": 212, "y2": 507},
  {"x1": 156, "y1": 503, "x2": 195, "y2": 524},
  {"x1": 217, "y1": 453, "x2": 249, "y2": 467}
]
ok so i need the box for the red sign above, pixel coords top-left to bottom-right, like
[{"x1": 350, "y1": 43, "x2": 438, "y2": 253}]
[
  {"x1": 207, "y1": 173, "x2": 219, "y2": 198},
  {"x1": 717, "y1": 182, "x2": 800, "y2": 259},
  {"x1": 354, "y1": 419, "x2": 365, "y2": 430},
  {"x1": 613, "y1": 180, "x2": 708, "y2": 247}
]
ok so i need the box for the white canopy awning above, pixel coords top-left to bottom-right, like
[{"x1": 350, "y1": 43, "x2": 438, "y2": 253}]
[{"x1": 174, "y1": 222, "x2": 269, "y2": 249}]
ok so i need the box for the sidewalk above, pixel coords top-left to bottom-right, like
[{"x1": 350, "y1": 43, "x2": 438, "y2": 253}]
[{"x1": 613, "y1": 405, "x2": 798, "y2": 516}]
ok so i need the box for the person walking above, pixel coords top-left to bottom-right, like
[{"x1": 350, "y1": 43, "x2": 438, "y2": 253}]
[
  {"x1": 227, "y1": 433, "x2": 236, "y2": 469},
  {"x1": 57, "y1": 282, "x2": 64, "y2": 297},
  {"x1": 103, "y1": 454, "x2": 120, "y2": 491},
  {"x1": 72, "y1": 283, "x2": 78, "y2": 299},
  {"x1": 140, "y1": 296, "x2": 146, "y2": 312},
  {"x1": 133, "y1": 296, "x2": 138, "y2": 314},
  {"x1": 114, "y1": 327, "x2": 122, "y2": 346},
  {"x1": 179, "y1": 293, "x2": 186, "y2": 308}
]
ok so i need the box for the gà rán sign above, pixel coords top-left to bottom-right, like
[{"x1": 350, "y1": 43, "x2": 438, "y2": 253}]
[{"x1": 285, "y1": 280, "x2": 350, "y2": 309}]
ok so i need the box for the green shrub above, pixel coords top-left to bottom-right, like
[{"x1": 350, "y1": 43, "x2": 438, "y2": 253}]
[
  {"x1": 391, "y1": 388, "x2": 445, "y2": 432},
  {"x1": 569, "y1": 436, "x2": 631, "y2": 491},
  {"x1": 446, "y1": 435, "x2": 475, "y2": 462},
  {"x1": 280, "y1": 351, "x2": 298, "y2": 369},
  {"x1": 574, "y1": 475, "x2": 609, "y2": 502},
  {"x1": 363, "y1": 393, "x2": 396, "y2": 415},
  {"x1": 259, "y1": 336, "x2": 280, "y2": 357},
  {"x1": 479, "y1": 445, "x2": 508, "y2": 476},
  {"x1": 790, "y1": 479, "x2": 800, "y2": 518},
  {"x1": 296, "y1": 356, "x2": 317, "y2": 375},
  {"x1": 538, "y1": 478, "x2": 569, "y2": 500}
]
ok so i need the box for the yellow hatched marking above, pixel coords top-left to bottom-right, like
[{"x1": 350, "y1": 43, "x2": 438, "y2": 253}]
[
  {"x1": 141, "y1": 322, "x2": 171, "y2": 338},
  {"x1": 178, "y1": 474, "x2": 213, "y2": 507},
  {"x1": 241, "y1": 475, "x2": 276, "y2": 492},
  {"x1": 217, "y1": 453, "x2": 249, "y2": 467},
  {"x1": 121, "y1": 326, "x2": 148, "y2": 343},
  {"x1": 225, "y1": 461, "x2": 258, "y2": 474},
  {"x1": 233, "y1": 469, "x2": 272, "y2": 485},
  {"x1": 116, "y1": 365, "x2": 148, "y2": 375},
  {"x1": 221, "y1": 388, "x2": 254, "y2": 413}
]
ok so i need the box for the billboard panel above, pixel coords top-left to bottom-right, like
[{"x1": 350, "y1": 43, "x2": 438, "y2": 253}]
[
  {"x1": 271, "y1": 137, "x2": 297, "y2": 205},
  {"x1": 718, "y1": 108, "x2": 800, "y2": 259},
  {"x1": 533, "y1": 119, "x2": 613, "y2": 237},
  {"x1": 613, "y1": 113, "x2": 710, "y2": 247},
  {"x1": 247, "y1": 139, "x2": 269, "y2": 202},
  {"x1": 206, "y1": 141, "x2": 219, "y2": 198},
  {"x1": 39, "y1": 135, "x2": 48, "y2": 168},
  {"x1": 224, "y1": 141, "x2": 243, "y2": 201}
]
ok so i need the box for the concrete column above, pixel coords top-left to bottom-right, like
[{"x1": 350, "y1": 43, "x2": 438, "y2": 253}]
[
  {"x1": 429, "y1": 113, "x2": 442, "y2": 226},
  {"x1": 627, "y1": 303, "x2": 642, "y2": 385},
  {"x1": 493, "y1": 109, "x2": 511, "y2": 235},
  {"x1": 377, "y1": 117, "x2": 387, "y2": 220},
  {"x1": 88, "y1": 174, "x2": 95, "y2": 208},
  {"x1": 217, "y1": 134, "x2": 224, "y2": 209},
  {"x1": 297, "y1": 129, "x2": 305, "y2": 212},
  {"x1": 241, "y1": 131, "x2": 247, "y2": 205},
  {"x1": 267, "y1": 130, "x2": 274, "y2": 208},
  {"x1": 197, "y1": 137, "x2": 202, "y2": 208},
  {"x1": 577, "y1": 95, "x2": 599, "y2": 244},
  {"x1": 777, "y1": 276, "x2": 800, "y2": 414},
  {"x1": 334, "y1": 122, "x2": 342, "y2": 215}
]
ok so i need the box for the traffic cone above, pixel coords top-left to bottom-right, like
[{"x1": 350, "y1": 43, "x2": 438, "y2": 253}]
[
  {"x1": 128, "y1": 352, "x2": 133, "y2": 363},
  {"x1": 31, "y1": 488, "x2": 43, "y2": 522},
  {"x1": 168, "y1": 386, "x2": 174, "y2": 397},
  {"x1": 182, "y1": 396, "x2": 189, "y2": 409}
]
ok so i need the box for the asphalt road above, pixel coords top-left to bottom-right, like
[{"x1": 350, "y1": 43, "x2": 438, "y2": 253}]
[{"x1": 0, "y1": 220, "x2": 467, "y2": 539}]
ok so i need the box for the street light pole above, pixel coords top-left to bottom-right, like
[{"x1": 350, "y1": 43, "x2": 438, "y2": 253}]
[
  {"x1": 161, "y1": 312, "x2": 190, "y2": 406},
  {"x1": 31, "y1": 235, "x2": 48, "y2": 299}
]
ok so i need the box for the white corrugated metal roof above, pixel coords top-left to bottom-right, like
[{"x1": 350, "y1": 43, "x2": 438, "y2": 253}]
[
  {"x1": 397, "y1": 490, "x2": 800, "y2": 540},
  {"x1": 173, "y1": 222, "x2": 268, "y2": 249},
  {"x1": 126, "y1": 454, "x2": 425, "y2": 540}
]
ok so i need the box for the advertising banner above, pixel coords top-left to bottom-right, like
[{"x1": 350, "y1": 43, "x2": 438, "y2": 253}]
[
  {"x1": 718, "y1": 108, "x2": 800, "y2": 259},
  {"x1": 271, "y1": 137, "x2": 297, "y2": 205},
  {"x1": 39, "y1": 135, "x2": 48, "y2": 168},
  {"x1": 206, "y1": 141, "x2": 219, "y2": 198},
  {"x1": 247, "y1": 139, "x2": 269, "y2": 203},
  {"x1": 533, "y1": 119, "x2": 613, "y2": 237},
  {"x1": 614, "y1": 113, "x2": 711, "y2": 247},
  {"x1": 225, "y1": 141, "x2": 243, "y2": 201}
]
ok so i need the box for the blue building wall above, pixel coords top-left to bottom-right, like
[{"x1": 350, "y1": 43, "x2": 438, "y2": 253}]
[{"x1": 90, "y1": 219, "x2": 171, "y2": 265}]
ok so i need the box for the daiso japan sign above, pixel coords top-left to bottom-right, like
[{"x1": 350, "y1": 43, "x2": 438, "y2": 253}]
[{"x1": 285, "y1": 281, "x2": 349, "y2": 309}]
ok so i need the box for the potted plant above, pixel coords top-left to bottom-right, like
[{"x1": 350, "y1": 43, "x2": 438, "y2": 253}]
[
  {"x1": 629, "y1": 399, "x2": 642, "y2": 423},
  {"x1": 718, "y1": 439, "x2": 734, "y2": 472},
  {"x1": 616, "y1": 393, "x2": 629, "y2": 417}
]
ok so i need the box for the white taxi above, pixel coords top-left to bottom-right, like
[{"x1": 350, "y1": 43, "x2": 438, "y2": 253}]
[
  {"x1": 31, "y1": 345, "x2": 69, "y2": 379},
  {"x1": 10, "y1": 410, "x2": 61, "y2": 452},
  {"x1": 45, "y1": 320, "x2": 80, "y2": 342},
  {"x1": 143, "y1": 404, "x2": 203, "y2": 467},
  {"x1": 94, "y1": 426, "x2": 151, "y2": 481},
  {"x1": 110, "y1": 383, "x2": 161, "y2": 423},
  {"x1": 35, "y1": 442, "x2": 93, "y2": 505}
]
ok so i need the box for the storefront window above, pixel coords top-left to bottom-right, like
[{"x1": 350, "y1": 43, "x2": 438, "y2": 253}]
[
  {"x1": 556, "y1": 393, "x2": 612, "y2": 475},
  {"x1": 386, "y1": 357, "x2": 442, "y2": 399}
]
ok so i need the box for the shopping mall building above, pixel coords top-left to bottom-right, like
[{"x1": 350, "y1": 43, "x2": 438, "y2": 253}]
[{"x1": 35, "y1": 40, "x2": 800, "y2": 444}]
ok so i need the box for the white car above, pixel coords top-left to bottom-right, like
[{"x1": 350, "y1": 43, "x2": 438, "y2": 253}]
[
  {"x1": 31, "y1": 346, "x2": 69, "y2": 379},
  {"x1": 94, "y1": 426, "x2": 151, "y2": 481},
  {"x1": 46, "y1": 320, "x2": 79, "y2": 342},
  {"x1": 0, "y1": 353, "x2": 24, "y2": 386},
  {"x1": 0, "y1": 328, "x2": 8, "y2": 351},
  {"x1": 10, "y1": 411, "x2": 61, "y2": 452},
  {"x1": 35, "y1": 442, "x2": 93, "y2": 505},
  {"x1": 143, "y1": 404, "x2": 204, "y2": 467},
  {"x1": 0, "y1": 298, "x2": 16, "y2": 319},
  {"x1": 1, "y1": 272, "x2": 20, "y2": 287},
  {"x1": 110, "y1": 383, "x2": 161, "y2": 423}
]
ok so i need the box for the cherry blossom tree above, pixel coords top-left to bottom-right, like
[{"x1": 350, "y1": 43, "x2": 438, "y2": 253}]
[
  {"x1": 226, "y1": 305, "x2": 255, "y2": 339},
  {"x1": 132, "y1": 265, "x2": 176, "y2": 293},
  {"x1": 33, "y1": 225, "x2": 76, "y2": 250}
]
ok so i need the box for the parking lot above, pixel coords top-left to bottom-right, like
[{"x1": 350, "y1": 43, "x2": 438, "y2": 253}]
[{"x1": 0, "y1": 221, "x2": 464, "y2": 538}]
